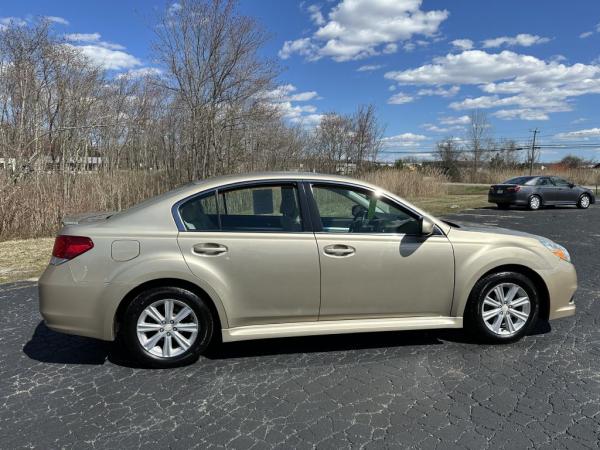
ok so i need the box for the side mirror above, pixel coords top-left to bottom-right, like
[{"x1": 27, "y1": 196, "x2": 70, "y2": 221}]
[
  {"x1": 420, "y1": 217, "x2": 434, "y2": 236},
  {"x1": 568, "y1": 183, "x2": 575, "y2": 188}
]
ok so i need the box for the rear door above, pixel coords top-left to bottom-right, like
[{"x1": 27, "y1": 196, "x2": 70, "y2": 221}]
[
  {"x1": 308, "y1": 182, "x2": 455, "y2": 319},
  {"x1": 176, "y1": 182, "x2": 321, "y2": 328}
]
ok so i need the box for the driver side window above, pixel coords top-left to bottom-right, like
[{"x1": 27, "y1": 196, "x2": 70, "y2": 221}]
[{"x1": 311, "y1": 184, "x2": 420, "y2": 234}]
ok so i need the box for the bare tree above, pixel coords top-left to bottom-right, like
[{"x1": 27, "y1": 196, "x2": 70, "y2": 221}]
[
  {"x1": 153, "y1": 0, "x2": 278, "y2": 179},
  {"x1": 435, "y1": 137, "x2": 462, "y2": 181},
  {"x1": 466, "y1": 109, "x2": 492, "y2": 178},
  {"x1": 351, "y1": 104, "x2": 384, "y2": 171}
]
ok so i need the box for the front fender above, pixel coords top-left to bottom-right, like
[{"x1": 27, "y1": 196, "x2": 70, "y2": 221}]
[{"x1": 450, "y1": 239, "x2": 553, "y2": 318}]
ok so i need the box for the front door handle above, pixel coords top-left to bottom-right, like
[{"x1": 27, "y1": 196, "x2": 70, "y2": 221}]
[
  {"x1": 193, "y1": 243, "x2": 228, "y2": 256},
  {"x1": 323, "y1": 244, "x2": 355, "y2": 257}
]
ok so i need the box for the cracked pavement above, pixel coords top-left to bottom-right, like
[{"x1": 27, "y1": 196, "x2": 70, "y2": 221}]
[{"x1": 1, "y1": 205, "x2": 599, "y2": 448}]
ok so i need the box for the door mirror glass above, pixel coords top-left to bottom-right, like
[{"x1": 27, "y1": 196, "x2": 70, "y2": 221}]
[{"x1": 420, "y1": 217, "x2": 434, "y2": 236}]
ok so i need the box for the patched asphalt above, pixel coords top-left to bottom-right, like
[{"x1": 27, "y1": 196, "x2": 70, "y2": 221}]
[{"x1": 1, "y1": 204, "x2": 599, "y2": 448}]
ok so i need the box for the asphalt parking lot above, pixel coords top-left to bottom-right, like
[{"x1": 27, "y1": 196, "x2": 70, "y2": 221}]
[{"x1": 1, "y1": 205, "x2": 599, "y2": 449}]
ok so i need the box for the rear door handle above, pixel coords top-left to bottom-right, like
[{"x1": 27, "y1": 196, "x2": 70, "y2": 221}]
[
  {"x1": 193, "y1": 243, "x2": 228, "y2": 256},
  {"x1": 323, "y1": 244, "x2": 355, "y2": 257}
]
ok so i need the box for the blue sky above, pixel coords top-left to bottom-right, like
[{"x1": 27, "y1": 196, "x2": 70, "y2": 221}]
[{"x1": 2, "y1": 0, "x2": 600, "y2": 161}]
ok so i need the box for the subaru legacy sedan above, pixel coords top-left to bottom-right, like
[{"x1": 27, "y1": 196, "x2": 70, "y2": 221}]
[
  {"x1": 488, "y1": 175, "x2": 595, "y2": 210},
  {"x1": 39, "y1": 173, "x2": 577, "y2": 368}
]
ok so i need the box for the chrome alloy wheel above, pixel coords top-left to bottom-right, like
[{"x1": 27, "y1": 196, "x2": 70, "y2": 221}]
[
  {"x1": 529, "y1": 196, "x2": 541, "y2": 210},
  {"x1": 136, "y1": 299, "x2": 199, "y2": 357},
  {"x1": 481, "y1": 283, "x2": 531, "y2": 336},
  {"x1": 580, "y1": 195, "x2": 590, "y2": 208}
]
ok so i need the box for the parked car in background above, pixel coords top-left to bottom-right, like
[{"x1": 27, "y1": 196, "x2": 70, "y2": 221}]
[
  {"x1": 488, "y1": 176, "x2": 595, "y2": 210},
  {"x1": 39, "y1": 173, "x2": 577, "y2": 368}
]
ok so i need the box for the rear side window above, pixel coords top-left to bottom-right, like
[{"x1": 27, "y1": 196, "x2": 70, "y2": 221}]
[
  {"x1": 178, "y1": 184, "x2": 303, "y2": 232},
  {"x1": 179, "y1": 193, "x2": 219, "y2": 231},
  {"x1": 219, "y1": 185, "x2": 302, "y2": 232}
]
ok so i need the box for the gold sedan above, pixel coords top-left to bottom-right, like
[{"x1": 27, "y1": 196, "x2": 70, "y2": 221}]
[{"x1": 39, "y1": 173, "x2": 577, "y2": 368}]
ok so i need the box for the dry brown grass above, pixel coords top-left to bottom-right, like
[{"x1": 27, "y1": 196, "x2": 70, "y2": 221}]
[
  {"x1": 359, "y1": 167, "x2": 449, "y2": 200},
  {"x1": 0, "y1": 237, "x2": 54, "y2": 283},
  {"x1": 0, "y1": 171, "x2": 175, "y2": 241}
]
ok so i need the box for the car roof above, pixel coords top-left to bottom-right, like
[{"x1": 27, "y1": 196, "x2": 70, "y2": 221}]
[{"x1": 191, "y1": 171, "x2": 364, "y2": 187}]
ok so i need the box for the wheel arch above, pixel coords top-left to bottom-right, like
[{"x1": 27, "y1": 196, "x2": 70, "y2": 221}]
[
  {"x1": 464, "y1": 264, "x2": 550, "y2": 321},
  {"x1": 114, "y1": 278, "x2": 226, "y2": 338}
]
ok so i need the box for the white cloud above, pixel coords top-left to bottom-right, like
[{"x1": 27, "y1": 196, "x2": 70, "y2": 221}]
[
  {"x1": 357, "y1": 64, "x2": 383, "y2": 72},
  {"x1": 387, "y1": 92, "x2": 414, "y2": 104},
  {"x1": 451, "y1": 39, "x2": 473, "y2": 50},
  {"x1": 262, "y1": 84, "x2": 322, "y2": 125},
  {"x1": 279, "y1": 0, "x2": 449, "y2": 62},
  {"x1": 45, "y1": 16, "x2": 69, "y2": 25},
  {"x1": 440, "y1": 115, "x2": 470, "y2": 125},
  {"x1": 381, "y1": 132, "x2": 427, "y2": 148},
  {"x1": 65, "y1": 32, "x2": 101, "y2": 43},
  {"x1": 555, "y1": 128, "x2": 600, "y2": 140},
  {"x1": 117, "y1": 67, "x2": 163, "y2": 79},
  {"x1": 263, "y1": 84, "x2": 320, "y2": 102},
  {"x1": 417, "y1": 85, "x2": 460, "y2": 97},
  {"x1": 492, "y1": 109, "x2": 549, "y2": 121},
  {"x1": 580, "y1": 31, "x2": 594, "y2": 39},
  {"x1": 279, "y1": 38, "x2": 319, "y2": 60},
  {"x1": 307, "y1": 5, "x2": 325, "y2": 26},
  {"x1": 69, "y1": 44, "x2": 142, "y2": 70},
  {"x1": 482, "y1": 34, "x2": 550, "y2": 48},
  {"x1": 0, "y1": 17, "x2": 27, "y2": 30},
  {"x1": 385, "y1": 49, "x2": 600, "y2": 120},
  {"x1": 64, "y1": 32, "x2": 140, "y2": 70}
]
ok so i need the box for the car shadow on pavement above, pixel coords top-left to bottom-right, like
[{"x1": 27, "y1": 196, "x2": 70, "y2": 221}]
[
  {"x1": 23, "y1": 319, "x2": 552, "y2": 367},
  {"x1": 23, "y1": 322, "x2": 111, "y2": 365}
]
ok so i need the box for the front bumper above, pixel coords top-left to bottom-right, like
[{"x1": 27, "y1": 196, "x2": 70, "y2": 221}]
[{"x1": 543, "y1": 261, "x2": 577, "y2": 320}]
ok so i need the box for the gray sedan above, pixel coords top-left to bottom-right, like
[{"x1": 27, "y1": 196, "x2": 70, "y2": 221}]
[{"x1": 488, "y1": 176, "x2": 595, "y2": 210}]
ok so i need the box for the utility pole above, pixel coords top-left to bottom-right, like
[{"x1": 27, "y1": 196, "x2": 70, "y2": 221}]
[{"x1": 529, "y1": 128, "x2": 539, "y2": 175}]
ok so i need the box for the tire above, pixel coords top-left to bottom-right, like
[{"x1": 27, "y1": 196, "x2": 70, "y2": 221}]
[
  {"x1": 465, "y1": 271, "x2": 539, "y2": 344},
  {"x1": 122, "y1": 286, "x2": 214, "y2": 368},
  {"x1": 577, "y1": 194, "x2": 591, "y2": 209},
  {"x1": 496, "y1": 203, "x2": 510, "y2": 210},
  {"x1": 528, "y1": 195, "x2": 542, "y2": 210}
]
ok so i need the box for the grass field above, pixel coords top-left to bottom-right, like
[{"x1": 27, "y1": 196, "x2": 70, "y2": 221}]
[{"x1": 0, "y1": 185, "x2": 492, "y2": 284}]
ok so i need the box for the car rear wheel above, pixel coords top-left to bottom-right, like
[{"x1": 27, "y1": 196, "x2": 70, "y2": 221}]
[
  {"x1": 496, "y1": 203, "x2": 510, "y2": 210},
  {"x1": 122, "y1": 286, "x2": 214, "y2": 368},
  {"x1": 528, "y1": 195, "x2": 541, "y2": 210},
  {"x1": 578, "y1": 194, "x2": 591, "y2": 209},
  {"x1": 465, "y1": 271, "x2": 538, "y2": 343}
]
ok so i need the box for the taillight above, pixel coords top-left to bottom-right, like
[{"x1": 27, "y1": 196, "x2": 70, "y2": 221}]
[
  {"x1": 507, "y1": 186, "x2": 521, "y2": 192},
  {"x1": 51, "y1": 235, "x2": 94, "y2": 263}
]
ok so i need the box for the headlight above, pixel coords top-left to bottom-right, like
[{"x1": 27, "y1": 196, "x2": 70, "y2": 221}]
[{"x1": 537, "y1": 237, "x2": 571, "y2": 263}]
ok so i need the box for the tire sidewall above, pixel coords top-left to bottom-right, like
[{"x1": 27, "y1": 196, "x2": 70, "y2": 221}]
[
  {"x1": 123, "y1": 287, "x2": 214, "y2": 368},
  {"x1": 578, "y1": 194, "x2": 590, "y2": 209},
  {"x1": 467, "y1": 272, "x2": 539, "y2": 343}
]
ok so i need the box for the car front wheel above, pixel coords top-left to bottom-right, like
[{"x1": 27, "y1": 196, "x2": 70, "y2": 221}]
[
  {"x1": 578, "y1": 194, "x2": 591, "y2": 209},
  {"x1": 465, "y1": 271, "x2": 539, "y2": 343},
  {"x1": 122, "y1": 286, "x2": 214, "y2": 368}
]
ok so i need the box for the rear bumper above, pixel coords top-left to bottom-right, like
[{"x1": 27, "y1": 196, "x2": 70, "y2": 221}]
[
  {"x1": 38, "y1": 264, "x2": 110, "y2": 340},
  {"x1": 488, "y1": 193, "x2": 527, "y2": 205}
]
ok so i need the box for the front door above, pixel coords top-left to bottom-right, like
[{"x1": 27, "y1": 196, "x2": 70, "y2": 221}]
[
  {"x1": 176, "y1": 182, "x2": 320, "y2": 328},
  {"x1": 309, "y1": 183, "x2": 455, "y2": 319}
]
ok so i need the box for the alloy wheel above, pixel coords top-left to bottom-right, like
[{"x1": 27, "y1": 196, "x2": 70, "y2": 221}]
[
  {"x1": 481, "y1": 282, "x2": 531, "y2": 337},
  {"x1": 529, "y1": 196, "x2": 540, "y2": 210},
  {"x1": 136, "y1": 299, "x2": 199, "y2": 357},
  {"x1": 580, "y1": 195, "x2": 590, "y2": 208}
]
